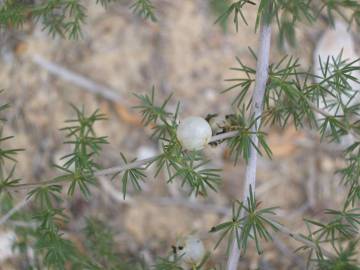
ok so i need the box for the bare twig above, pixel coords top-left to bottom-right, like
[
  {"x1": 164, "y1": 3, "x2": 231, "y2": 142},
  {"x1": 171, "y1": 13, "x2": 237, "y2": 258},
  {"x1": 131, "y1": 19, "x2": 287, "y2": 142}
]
[
  {"x1": 272, "y1": 237, "x2": 306, "y2": 269},
  {"x1": 31, "y1": 54, "x2": 124, "y2": 103},
  {"x1": 0, "y1": 197, "x2": 30, "y2": 226},
  {"x1": 226, "y1": 18, "x2": 272, "y2": 270}
]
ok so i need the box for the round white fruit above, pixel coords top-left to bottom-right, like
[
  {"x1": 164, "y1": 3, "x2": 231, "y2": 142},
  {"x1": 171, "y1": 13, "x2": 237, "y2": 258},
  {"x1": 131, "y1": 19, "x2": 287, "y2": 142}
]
[
  {"x1": 176, "y1": 116, "x2": 212, "y2": 150},
  {"x1": 177, "y1": 235, "x2": 206, "y2": 266}
]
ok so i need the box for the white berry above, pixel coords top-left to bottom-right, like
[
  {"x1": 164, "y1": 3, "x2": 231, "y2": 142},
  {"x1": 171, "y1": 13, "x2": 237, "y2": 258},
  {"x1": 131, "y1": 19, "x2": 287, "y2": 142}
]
[
  {"x1": 177, "y1": 235, "x2": 206, "y2": 266},
  {"x1": 176, "y1": 116, "x2": 212, "y2": 151}
]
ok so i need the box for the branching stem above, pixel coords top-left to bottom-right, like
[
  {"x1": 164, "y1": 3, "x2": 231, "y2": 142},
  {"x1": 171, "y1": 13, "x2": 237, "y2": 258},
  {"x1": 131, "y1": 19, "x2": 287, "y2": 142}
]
[
  {"x1": 13, "y1": 130, "x2": 240, "y2": 189},
  {"x1": 226, "y1": 20, "x2": 272, "y2": 270},
  {"x1": 0, "y1": 197, "x2": 30, "y2": 226}
]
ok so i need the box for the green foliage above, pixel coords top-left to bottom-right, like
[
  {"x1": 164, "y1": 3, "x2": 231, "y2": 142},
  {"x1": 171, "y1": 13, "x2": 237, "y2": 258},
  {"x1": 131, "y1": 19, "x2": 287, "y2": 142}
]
[
  {"x1": 223, "y1": 46, "x2": 360, "y2": 265},
  {"x1": 305, "y1": 208, "x2": 360, "y2": 247},
  {"x1": 226, "y1": 112, "x2": 272, "y2": 163},
  {"x1": 0, "y1": 93, "x2": 11, "y2": 122},
  {"x1": 1, "y1": 0, "x2": 360, "y2": 268},
  {"x1": 214, "y1": 0, "x2": 255, "y2": 31},
  {"x1": 295, "y1": 205, "x2": 360, "y2": 268},
  {"x1": 0, "y1": 165, "x2": 20, "y2": 196},
  {"x1": 209, "y1": 0, "x2": 230, "y2": 32},
  {"x1": 339, "y1": 142, "x2": 360, "y2": 207},
  {"x1": 112, "y1": 153, "x2": 146, "y2": 199},
  {"x1": 210, "y1": 186, "x2": 278, "y2": 255},
  {"x1": 0, "y1": 1, "x2": 28, "y2": 29},
  {"x1": 27, "y1": 185, "x2": 63, "y2": 209},
  {"x1": 0, "y1": 91, "x2": 23, "y2": 206},
  {"x1": 58, "y1": 106, "x2": 108, "y2": 197},
  {"x1": 214, "y1": 0, "x2": 360, "y2": 47},
  {"x1": 224, "y1": 50, "x2": 360, "y2": 136},
  {"x1": 222, "y1": 55, "x2": 256, "y2": 108},
  {"x1": 130, "y1": 0, "x2": 157, "y2": 22},
  {"x1": 317, "y1": 242, "x2": 360, "y2": 270},
  {"x1": 167, "y1": 159, "x2": 221, "y2": 196},
  {"x1": 82, "y1": 218, "x2": 130, "y2": 269},
  {"x1": 319, "y1": 0, "x2": 360, "y2": 27},
  {"x1": 134, "y1": 87, "x2": 173, "y2": 127},
  {"x1": 0, "y1": 0, "x2": 157, "y2": 39},
  {"x1": 35, "y1": 229, "x2": 76, "y2": 269},
  {"x1": 0, "y1": 0, "x2": 87, "y2": 39},
  {"x1": 18, "y1": 105, "x2": 109, "y2": 269},
  {"x1": 134, "y1": 88, "x2": 222, "y2": 196},
  {"x1": 264, "y1": 0, "x2": 314, "y2": 47},
  {"x1": 213, "y1": 0, "x2": 313, "y2": 46},
  {"x1": 96, "y1": 0, "x2": 117, "y2": 7},
  {"x1": 32, "y1": 208, "x2": 75, "y2": 269},
  {"x1": 0, "y1": 132, "x2": 24, "y2": 167}
]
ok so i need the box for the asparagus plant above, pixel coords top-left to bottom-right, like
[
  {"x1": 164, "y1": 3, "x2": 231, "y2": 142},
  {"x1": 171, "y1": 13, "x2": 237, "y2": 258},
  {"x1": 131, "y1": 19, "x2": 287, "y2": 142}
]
[{"x1": 0, "y1": 0, "x2": 360, "y2": 269}]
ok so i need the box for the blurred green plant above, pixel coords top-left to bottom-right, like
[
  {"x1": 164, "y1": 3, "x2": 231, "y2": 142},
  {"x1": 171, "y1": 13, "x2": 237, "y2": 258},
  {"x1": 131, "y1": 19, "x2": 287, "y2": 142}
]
[
  {"x1": 0, "y1": 0, "x2": 360, "y2": 269},
  {"x1": 0, "y1": 0, "x2": 156, "y2": 39}
]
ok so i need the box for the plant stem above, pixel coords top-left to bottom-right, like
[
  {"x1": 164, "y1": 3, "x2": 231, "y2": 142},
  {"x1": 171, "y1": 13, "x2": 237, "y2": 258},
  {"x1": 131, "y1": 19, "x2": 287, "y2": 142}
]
[
  {"x1": 0, "y1": 197, "x2": 30, "y2": 225},
  {"x1": 307, "y1": 100, "x2": 360, "y2": 140},
  {"x1": 1, "y1": 130, "x2": 240, "y2": 225},
  {"x1": 14, "y1": 130, "x2": 240, "y2": 189},
  {"x1": 270, "y1": 220, "x2": 335, "y2": 260},
  {"x1": 32, "y1": 54, "x2": 124, "y2": 103},
  {"x1": 226, "y1": 20, "x2": 272, "y2": 270}
]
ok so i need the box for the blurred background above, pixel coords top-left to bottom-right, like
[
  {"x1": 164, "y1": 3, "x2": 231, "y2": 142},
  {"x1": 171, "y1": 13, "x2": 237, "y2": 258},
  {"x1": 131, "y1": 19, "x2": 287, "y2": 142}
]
[{"x1": 0, "y1": 0, "x2": 359, "y2": 269}]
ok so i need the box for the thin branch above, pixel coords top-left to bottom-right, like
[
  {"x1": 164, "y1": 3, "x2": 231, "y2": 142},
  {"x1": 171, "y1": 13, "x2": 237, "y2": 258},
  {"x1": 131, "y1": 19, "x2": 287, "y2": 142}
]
[
  {"x1": 97, "y1": 132, "x2": 237, "y2": 177},
  {"x1": 308, "y1": 100, "x2": 360, "y2": 141},
  {"x1": 95, "y1": 156, "x2": 157, "y2": 177},
  {"x1": 31, "y1": 54, "x2": 124, "y2": 103},
  {"x1": 0, "y1": 130, "x2": 240, "y2": 225},
  {"x1": 227, "y1": 19, "x2": 272, "y2": 270},
  {"x1": 0, "y1": 197, "x2": 30, "y2": 226},
  {"x1": 14, "y1": 130, "x2": 240, "y2": 189},
  {"x1": 271, "y1": 220, "x2": 336, "y2": 260},
  {"x1": 272, "y1": 237, "x2": 306, "y2": 269}
]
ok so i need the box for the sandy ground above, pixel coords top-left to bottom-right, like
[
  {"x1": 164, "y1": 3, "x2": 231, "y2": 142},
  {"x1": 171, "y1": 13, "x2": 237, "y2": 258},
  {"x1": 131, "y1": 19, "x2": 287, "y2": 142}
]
[{"x1": 0, "y1": 1, "x2": 359, "y2": 269}]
